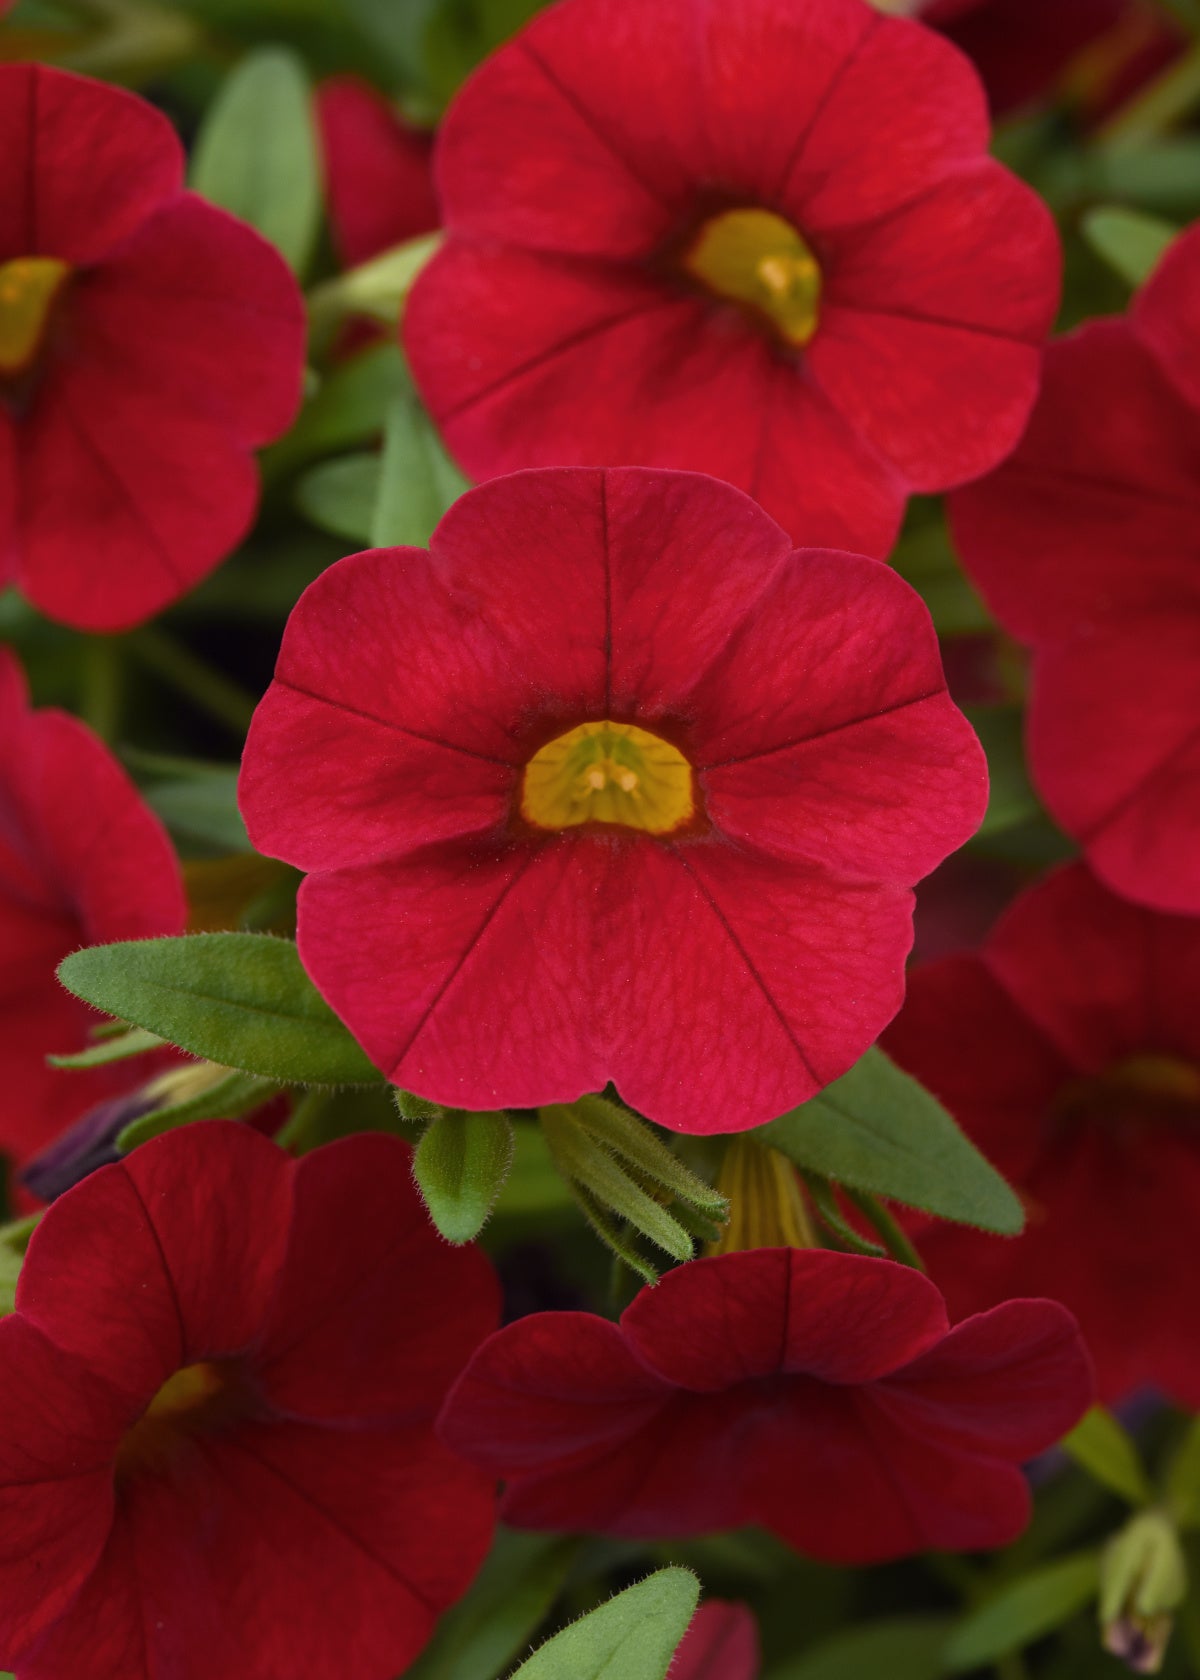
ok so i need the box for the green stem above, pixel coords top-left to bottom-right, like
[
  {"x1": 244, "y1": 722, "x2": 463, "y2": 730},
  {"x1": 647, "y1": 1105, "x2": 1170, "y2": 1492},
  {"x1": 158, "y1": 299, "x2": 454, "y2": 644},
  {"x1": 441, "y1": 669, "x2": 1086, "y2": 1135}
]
[
  {"x1": 844, "y1": 1187, "x2": 927, "y2": 1271},
  {"x1": 126, "y1": 626, "x2": 257, "y2": 738},
  {"x1": 1099, "y1": 37, "x2": 1200, "y2": 149},
  {"x1": 79, "y1": 636, "x2": 123, "y2": 743}
]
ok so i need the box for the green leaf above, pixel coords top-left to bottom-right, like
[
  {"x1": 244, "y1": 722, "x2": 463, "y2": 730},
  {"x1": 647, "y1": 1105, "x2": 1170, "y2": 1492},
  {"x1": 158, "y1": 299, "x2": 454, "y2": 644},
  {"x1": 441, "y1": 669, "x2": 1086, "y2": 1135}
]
[
  {"x1": 766, "y1": 1615, "x2": 953, "y2": 1680},
  {"x1": 943, "y1": 1552, "x2": 1102, "y2": 1672},
  {"x1": 405, "y1": 1530, "x2": 579, "y2": 1680},
  {"x1": 58, "y1": 934, "x2": 383, "y2": 1087},
  {"x1": 143, "y1": 767, "x2": 251, "y2": 855},
  {"x1": 266, "y1": 344, "x2": 406, "y2": 479},
  {"x1": 413, "y1": 1109, "x2": 515, "y2": 1243},
  {"x1": 1081, "y1": 207, "x2": 1179, "y2": 288},
  {"x1": 965, "y1": 704, "x2": 1041, "y2": 838},
  {"x1": 294, "y1": 454, "x2": 380, "y2": 543},
  {"x1": 370, "y1": 388, "x2": 470, "y2": 548},
  {"x1": 509, "y1": 1568, "x2": 700, "y2": 1680},
  {"x1": 759, "y1": 1047, "x2": 1024, "y2": 1235},
  {"x1": 190, "y1": 47, "x2": 321, "y2": 274},
  {"x1": 115, "y1": 1069, "x2": 278, "y2": 1154},
  {"x1": 47, "y1": 1025, "x2": 164, "y2": 1070},
  {"x1": 1062, "y1": 1407, "x2": 1153, "y2": 1508}
]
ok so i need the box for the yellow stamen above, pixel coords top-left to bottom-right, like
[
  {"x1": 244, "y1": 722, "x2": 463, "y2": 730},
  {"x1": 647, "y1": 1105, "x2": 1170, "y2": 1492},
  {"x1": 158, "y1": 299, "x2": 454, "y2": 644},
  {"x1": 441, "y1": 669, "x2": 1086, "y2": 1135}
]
[
  {"x1": 682, "y1": 208, "x2": 821, "y2": 347},
  {"x1": 521, "y1": 720, "x2": 694, "y2": 835},
  {"x1": 145, "y1": 1361, "x2": 223, "y2": 1422},
  {"x1": 0, "y1": 257, "x2": 71, "y2": 378},
  {"x1": 118, "y1": 1361, "x2": 247, "y2": 1479},
  {"x1": 707, "y1": 1134, "x2": 817, "y2": 1256}
]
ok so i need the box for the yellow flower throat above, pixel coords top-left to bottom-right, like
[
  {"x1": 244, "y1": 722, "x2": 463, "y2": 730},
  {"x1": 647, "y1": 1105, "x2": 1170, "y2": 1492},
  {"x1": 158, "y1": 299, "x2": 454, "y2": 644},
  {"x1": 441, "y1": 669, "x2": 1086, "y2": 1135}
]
[{"x1": 521, "y1": 720, "x2": 695, "y2": 835}]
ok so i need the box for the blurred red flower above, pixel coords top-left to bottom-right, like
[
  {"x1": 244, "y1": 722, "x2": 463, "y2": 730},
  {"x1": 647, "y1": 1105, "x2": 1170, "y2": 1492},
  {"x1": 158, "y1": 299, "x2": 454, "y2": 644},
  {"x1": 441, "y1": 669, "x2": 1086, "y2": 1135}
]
[
  {"x1": 0, "y1": 1123, "x2": 499, "y2": 1680},
  {"x1": 316, "y1": 75, "x2": 438, "y2": 270},
  {"x1": 438, "y1": 1247, "x2": 1091, "y2": 1562},
  {"x1": 239, "y1": 466, "x2": 986, "y2": 1133},
  {"x1": 886, "y1": 862, "x2": 1200, "y2": 1406},
  {"x1": 405, "y1": 0, "x2": 1059, "y2": 557},
  {"x1": 673, "y1": 1601, "x2": 760, "y2": 1680},
  {"x1": 951, "y1": 225, "x2": 1200, "y2": 914},
  {"x1": 0, "y1": 648, "x2": 185, "y2": 1166},
  {"x1": 0, "y1": 65, "x2": 305, "y2": 631}
]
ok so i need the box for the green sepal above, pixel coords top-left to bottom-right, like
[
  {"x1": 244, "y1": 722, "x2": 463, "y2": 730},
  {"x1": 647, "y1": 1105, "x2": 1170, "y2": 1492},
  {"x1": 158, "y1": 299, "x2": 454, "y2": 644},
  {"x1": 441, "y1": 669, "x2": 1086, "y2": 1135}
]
[
  {"x1": 541, "y1": 1107, "x2": 695, "y2": 1266},
  {"x1": 58, "y1": 933, "x2": 383, "y2": 1087},
  {"x1": 47, "y1": 1025, "x2": 164, "y2": 1071},
  {"x1": 115, "y1": 1069, "x2": 278, "y2": 1154},
  {"x1": 507, "y1": 1568, "x2": 700, "y2": 1680},
  {"x1": 413, "y1": 1109, "x2": 515, "y2": 1244},
  {"x1": 799, "y1": 1172, "x2": 886, "y2": 1259},
  {"x1": 1063, "y1": 1407, "x2": 1154, "y2": 1509},
  {"x1": 758, "y1": 1047, "x2": 1024, "y2": 1235},
  {"x1": 567, "y1": 1096, "x2": 727, "y2": 1219},
  {"x1": 394, "y1": 1090, "x2": 446, "y2": 1124}
]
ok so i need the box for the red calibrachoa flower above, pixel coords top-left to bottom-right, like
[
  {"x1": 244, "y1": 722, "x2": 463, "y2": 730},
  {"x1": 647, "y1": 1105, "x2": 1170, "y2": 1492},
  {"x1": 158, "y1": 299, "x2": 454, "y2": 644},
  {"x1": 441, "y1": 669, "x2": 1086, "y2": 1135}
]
[
  {"x1": 239, "y1": 467, "x2": 987, "y2": 1133},
  {"x1": 886, "y1": 862, "x2": 1200, "y2": 1407},
  {"x1": 438, "y1": 1248, "x2": 1091, "y2": 1562},
  {"x1": 404, "y1": 0, "x2": 1059, "y2": 557},
  {"x1": 0, "y1": 647, "x2": 185, "y2": 1166},
  {"x1": 951, "y1": 223, "x2": 1200, "y2": 914},
  {"x1": 316, "y1": 75, "x2": 438, "y2": 270},
  {"x1": 0, "y1": 64, "x2": 306, "y2": 632},
  {"x1": 674, "y1": 1602, "x2": 760, "y2": 1680},
  {"x1": 0, "y1": 1122, "x2": 499, "y2": 1680}
]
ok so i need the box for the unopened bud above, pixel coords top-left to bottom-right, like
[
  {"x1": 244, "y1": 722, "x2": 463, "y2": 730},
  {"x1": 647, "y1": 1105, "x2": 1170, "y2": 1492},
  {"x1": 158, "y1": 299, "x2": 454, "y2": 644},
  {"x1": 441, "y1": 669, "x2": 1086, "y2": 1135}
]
[{"x1": 1099, "y1": 1510, "x2": 1187, "y2": 1674}]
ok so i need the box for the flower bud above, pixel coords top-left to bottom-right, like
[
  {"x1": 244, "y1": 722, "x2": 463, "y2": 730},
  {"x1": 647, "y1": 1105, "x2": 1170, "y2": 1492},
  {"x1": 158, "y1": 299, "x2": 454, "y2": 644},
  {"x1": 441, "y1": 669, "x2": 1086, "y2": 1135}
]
[{"x1": 1099, "y1": 1509, "x2": 1188, "y2": 1674}]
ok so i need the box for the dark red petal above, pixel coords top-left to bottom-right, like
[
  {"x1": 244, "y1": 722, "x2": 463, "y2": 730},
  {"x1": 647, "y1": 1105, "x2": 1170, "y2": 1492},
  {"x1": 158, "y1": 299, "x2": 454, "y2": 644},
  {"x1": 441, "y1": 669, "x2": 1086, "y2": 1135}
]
[
  {"x1": 18, "y1": 1123, "x2": 294, "y2": 1391},
  {"x1": 981, "y1": 864, "x2": 1158, "y2": 1071},
  {"x1": 884, "y1": 1297, "x2": 1092, "y2": 1457},
  {"x1": 1030, "y1": 619, "x2": 1200, "y2": 915},
  {"x1": 671, "y1": 1601, "x2": 760, "y2": 1680},
  {"x1": 439, "y1": 1311, "x2": 671, "y2": 1476},
  {"x1": 622, "y1": 1250, "x2": 949, "y2": 1390},
  {"x1": 0, "y1": 1317, "x2": 121, "y2": 1662},
  {"x1": 316, "y1": 76, "x2": 438, "y2": 269},
  {"x1": 258, "y1": 1132, "x2": 500, "y2": 1422},
  {"x1": 949, "y1": 322, "x2": 1200, "y2": 643},
  {"x1": 0, "y1": 64, "x2": 181, "y2": 265},
  {"x1": 1132, "y1": 221, "x2": 1200, "y2": 412}
]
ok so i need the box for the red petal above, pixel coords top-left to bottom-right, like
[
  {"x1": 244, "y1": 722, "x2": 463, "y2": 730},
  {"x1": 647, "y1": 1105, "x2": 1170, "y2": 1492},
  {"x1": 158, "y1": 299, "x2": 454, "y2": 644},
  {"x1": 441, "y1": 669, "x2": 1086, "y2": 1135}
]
[
  {"x1": 1030, "y1": 620, "x2": 1200, "y2": 915},
  {"x1": 622, "y1": 1250, "x2": 949, "y2": 1390},
  {"x1": 671, "y1": 1601, "x2": 760, "y2": 1680},
  {"x1": 316, "y1": 76, "x2": 438, "y2": 269},
  {"x1": 1133, "y1": 221, "x2": 1200, "y2": 412},
  {"x1": 258, "y1": 1132, "x2": 499, "y2": 1422},
  {"x1": 950, "y1": 322, "x2": 1200, "y2": 643},
  {"x1": 0, "y1": 65, "x2": 181, "y2": 265}
]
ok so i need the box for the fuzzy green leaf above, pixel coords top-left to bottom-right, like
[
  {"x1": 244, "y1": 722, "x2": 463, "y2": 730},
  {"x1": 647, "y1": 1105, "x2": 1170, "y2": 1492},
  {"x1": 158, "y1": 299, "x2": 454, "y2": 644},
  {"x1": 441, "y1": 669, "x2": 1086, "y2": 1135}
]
[
  {"x1": 115, "y1": 1070, "x2": 278, "y2": 1154},
  {"x1": 413, "y1": 1109, "x2": 515, "y2": 1244},
  {"x1": 58, "y1": 935, "x2": 382, "y2": 1087},
  {"x1": 190, "y1": 47, "x2": 321, "y2": 274},
  {"x1": 47, "y1": 1026, "x2": 164, "y2": 1070},
  {"x1": 509, "y1": 1569, "x2": 700, "y2": 1680},
  {"x1": 759, "y1": 1047, "x2": 1024, "y2": 1234}
]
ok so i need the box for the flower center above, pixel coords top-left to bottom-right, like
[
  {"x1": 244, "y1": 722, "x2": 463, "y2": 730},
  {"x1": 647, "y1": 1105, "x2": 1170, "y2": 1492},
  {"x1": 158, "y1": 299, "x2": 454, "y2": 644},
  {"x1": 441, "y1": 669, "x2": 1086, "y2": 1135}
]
[
  {"x1": 117, "y1": 1361, "x2": 250, "y2": 1480},
  {"x1": 521, "y1": 720, "x2": 694, "y2": 834},
  {"x1": 681, "y1": 209, "x2": 821, "y2": 347},
  {"x1": 0, "y1": 257, "x2": 72, "y2": 379}
]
